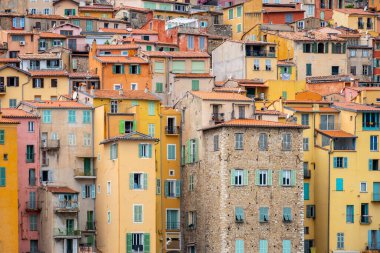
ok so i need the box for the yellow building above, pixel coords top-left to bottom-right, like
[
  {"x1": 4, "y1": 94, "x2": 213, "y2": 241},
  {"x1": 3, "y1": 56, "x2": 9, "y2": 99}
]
[
  {"x1": 0, "y1": 65, "x2": 70, "y2": 108},
  {"x1": 277, "y1": 99, "x2": 380, "y2": 252},
  {"x1": 223, "y1": 0, "x2": 263, "y2": 40},
  {"x1": 332, "y1": 9, "x2": 377, "y2": 36},
  {"x1": 0, "y1": 117, "x2": 19, "y2": 253},
  {"x1": 78, "y1": 4, "x2": 114, "y2": 19}
]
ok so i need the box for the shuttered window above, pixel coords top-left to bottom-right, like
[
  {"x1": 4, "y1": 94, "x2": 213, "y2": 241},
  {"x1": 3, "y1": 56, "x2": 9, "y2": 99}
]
[
  {"x1": 191, "y1": 80, "x2": 199, "y2": 91},
  {"x1": 167, "y1": 144, "x2": 176, "y2": 160},
  {"x1": 259, "y1": 207, "x2": 269, "y2": 222},
  {"x1": 191, "y1": 61, "x2": 205, "y2": 73},
  {"x1": 172, "y1": 61, "x2": 185, "y2": 73},
  {"x1": 304, "y1": 183, "x2": 310, "y2": 200},
  {"x1": 154, "y1": 61, "x2": 164, "y2": 73},
  {"x1": 259, "y1": 240, "x2": 268, "y2": 253},
  {"x1": 235, "y1": 239, "x2": 244, "y2": 253},
  {"x1": 43, "y1": 110, "x2": 52, "y2": 123},
  {"x1": 0, "y1": 167, "x2": 5, "y2": 186},
  {"x1": 148, "y1": 102, "x2": 155, "y2": 116},
  {"x1": 0, "y1": 130, "x2": 4, "y2": 145},
  {"x1": 83, "y1": 110, "x2": 91, "y2": 123},
  {"x1": 133, "y1": 205, "x2": 143, "y2": 223},
  {"x1": 155, "y1": 82, "x2": 163, "y2": 93},
  {"x1": 336, "y1": 178, "x2": 344, "y2": 191},
  {"x1": 282, "y1": 240, "x2": 291, "y2": 253},
  {"x1": 68, "y1": 110, "x2": 76, "y2": 123}
]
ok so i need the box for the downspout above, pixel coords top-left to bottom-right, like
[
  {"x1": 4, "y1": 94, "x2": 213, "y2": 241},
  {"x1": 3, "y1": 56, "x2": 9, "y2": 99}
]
[
  {"x1": 91, "y1": 108, "x2": 95, "y2": 246},
  {"x1": 327, "y1": 147, "x2": 331, "y2": 253},
  {"x1": 160, "y1": 112, "x2": 164, "y2": 253},
  {"x1": 118, "y1": 145, "x2": 121, "y2": 253}
]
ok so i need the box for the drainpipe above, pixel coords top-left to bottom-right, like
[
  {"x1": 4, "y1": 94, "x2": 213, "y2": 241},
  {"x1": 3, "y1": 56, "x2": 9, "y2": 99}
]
[
  {"x1": 160, "y1": 111, "x2": 164, "y2": 253},
  {"x1": 327, "y1": 140, "x2": 332, "y2": 253}
]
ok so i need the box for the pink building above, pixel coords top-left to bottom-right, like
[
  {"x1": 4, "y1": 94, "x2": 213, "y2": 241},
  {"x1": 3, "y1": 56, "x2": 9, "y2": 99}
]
[
  {"x1": 1, "y1": 108, "x2": 41, "y2": 253},
  {"x1": 51, "y1": 23, "x2": 89, "y2": 53}
]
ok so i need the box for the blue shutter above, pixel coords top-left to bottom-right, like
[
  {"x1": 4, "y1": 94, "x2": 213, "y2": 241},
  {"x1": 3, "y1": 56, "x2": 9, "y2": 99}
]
[
  {"x1": 12, "y1": 18, "x2": 17, "y2": 28},
  {"x1": 235, "y1": 239, "x2": 244, "y2": 253},
  {"x1": 0, "y1": 167, "x2": 5, "y2": 186},
  {"x1": 144, "y1": 173, "x2": 148, "y2": 190},
  {"x1": 369, "y1": 230, "x2": 373, "y2": 250},
  {"x1": 343, "y1": 157, "x2": 348, "y2": 168},
  {"x1": 91, "y1": 184, "x2": 96, "y2": 199},
  {"x1": 164, "y1": 181, "x2": 169, "y2": 197},
  {"x1": 138, "y1": 144, "x2": 143, "y2": 158},
  {"x1": 148, "y1": 102, "x2": 155, "y2": 116},
  {"x1": 282, "y1": 240, "x2": 291, "y2": 253},
  {"x1": 369, "y1": 159, "x2": 373, "y2": 170},
  {"x1": 259, "y1": 240, "x2": 268, "y2": 253},
  {"x1": 20, "y1": 18, "x2": 25, "y2": 28},
  {"x1": 175, "y1": 180, "x2": 181, "y2": 197},
  {"x1": 304, "y1": 183, "x2": 310, "y2": 200},
  {"x1": 148, "y1": 144, "x2": 152, "y2": 158},
  {"x1": 129, "y1": 173, "x2": 134, "y2": 190},
  {"x1": 333, "y1": 157, "x2": 338, "y2": 168},
  {"x1": 82, "y1": 185, "x2": 86, "y2": 199},
  {"x1": 336, "y1": 178, "x2": 343, "y2": 191}
]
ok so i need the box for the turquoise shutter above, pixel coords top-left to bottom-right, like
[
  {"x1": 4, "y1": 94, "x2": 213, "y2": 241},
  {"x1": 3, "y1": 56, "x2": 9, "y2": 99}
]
[
  {"x1": 175, "y1": 180, "x2": 181, "y2": 197},
  {"x1": 119, "y1": 120, "x2": 125, "y2": 134},
  {"x1": 282, "y1": 240, "x2": 291, "y2": 253},
  {"x1": 144, "y1": 173, "x2": 148, "y2": 190},
  {"x1": 243, "y1": 170, "x2": 248, "y2": 185},
  {"x1": 191, "y1": 80, "x2": 200, "y2": 91},
  {"x1": 132, "y1": 120, "x2": 137, "y2": 132},
  {"x1": 82, "y1": 185, "x2": 86, "y2": 199},
  {"x1": 148, "y1": 102, "x2": 155, "y2": 116},
  {"x1": 148, "y1": 144, "x2": 152, "y2": 158},
  {"x1": 235, "y1": 240, "x2": 244, "y2": 253},
  {"x1": 343, "y1": 157, "x2": 348, "y2": 168},
  {"x1": 268, "y1": 170, "x2": 272, "y2": 185},
  {"x1": 144, "y1": 233, "x2": 150, "y2": 253},
  {"x1": 0, "y1": 167, "x2": 5, "y2": 186},
  {"x1": 336, "y1": 178, "x2": 343, "y2": 191},
  {"x1": 156, "y1": 179, "x2": 161, "y2": 195},
  {"x1": 0, "y1": 130, "x2": 4, "y2": 144},
  {"x1": 260, "y1": 240, "x2": 268, "y2": 253},
  {"x1": 304, "y1": 183, "x2": 310, "y2": 200},
  {"x1": 333, "y1": 157, "x2": 337, "y2": 168},
  {"x1": 127, "y1": 233, "x2": 132, "y2": 253},
  {"x1": 283, "y1": 207, "x2": 292, "y2": 220},
  {"x1": 129, "y1": 173, "x2": 134, "y2": 189},
  {"x1": 91, "y1": 184, "x2": 96, "y2": 199},
  {"x1": 129, "y1": 65, "x2": 133, "y2": 74},
  {"x1": 121, "y1": 65, "x2": 125, "y2": 74},
  {"x1": 369, "y1": 159, "x2": 373, "y2": 170},
  {"x1": 138, "y1": 144, "x2": 142, "y2": 158},
  {"x1": 231, "y1": 169, "x2": 235, "y2": 185},
  {"x1": 186, "y1": 140, "x2": 191, "y2": 164},
  {"x1": 137, "y1": 65, "x2": 141, "y2": 74},
  {"x1": 291, "y1": 170, "x2": 296, "y2": 186},
  {"x1": 255, "y1": 170, "x2": 260, "y2": 185},
  {"x1": 112, "y1": 65, "x2": 116, "y2": 74},
  {"x1": 164, "y1": 181, "x2": 169, "y2": 197}
]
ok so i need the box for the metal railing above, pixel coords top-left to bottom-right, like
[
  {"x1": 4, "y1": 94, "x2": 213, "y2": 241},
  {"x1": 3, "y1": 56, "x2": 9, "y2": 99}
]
[
  {"x1": 25, "y1": 201, "x2": 41, "y2": 211},
  {"x1": 74, "y1": 168, "x2": 96, "y2": 177},
  {"x1": 211, "y1": 113, "x2": 224, "y2": 123},
  {"x1": 360, "y1": 215, "x2": 372, "y2": 224},
  {"x1": 245, "y1": 50, "x2": 276, "y2": 57},
  {"x1": 55, "y1": 200, "x2": 79, "y2": 210},
  {"x1": 53, "y1": 228, "x2": 81, "y2": 237},
  {"x1": 41, "y1": 139, "x2": 60, "y2": 149},
  {"x1": 166, "y1": 222, "x2": 180, "y2": 230},
  {"x1": 165, "y1": 126, "x2": 180, "y2": 135}
]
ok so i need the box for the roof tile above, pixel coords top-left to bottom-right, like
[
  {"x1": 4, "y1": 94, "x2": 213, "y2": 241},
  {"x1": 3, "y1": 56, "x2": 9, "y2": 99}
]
[
  {"x1": 203, "y1": 119, "x2": 308, "y2": 130},
  {"x1": 191, "y1": 91, "x2": 251, "y2": 101},
  {"x1": 21, "y1": 100, "x2": 91, "y2": 109}
]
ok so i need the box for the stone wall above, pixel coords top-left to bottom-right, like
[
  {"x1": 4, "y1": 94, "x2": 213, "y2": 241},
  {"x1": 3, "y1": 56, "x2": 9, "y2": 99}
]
[
  {"x1": 73, "y1": 55, "x2": 89, "y2": 73},
  {"x1": 181, "y1": 126, "x2": 305, "y2": 253},
  {"x1": 208, "y1": 24, "x2": 232, "y2": 38}
]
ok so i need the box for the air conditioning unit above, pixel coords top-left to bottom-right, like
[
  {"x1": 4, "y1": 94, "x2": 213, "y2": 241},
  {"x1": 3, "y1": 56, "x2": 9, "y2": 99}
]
[{"x1": 19, "y1": 41, "x2": 26, "y2": 46}]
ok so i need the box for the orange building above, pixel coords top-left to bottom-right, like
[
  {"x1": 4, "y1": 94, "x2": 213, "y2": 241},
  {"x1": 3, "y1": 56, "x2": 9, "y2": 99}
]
[
  {"x1": 78, "y1": 4, "x2": 114, "y2": 19},
  {"x1": 88, "y1": 42, "x2": 151, "y2": 91}
]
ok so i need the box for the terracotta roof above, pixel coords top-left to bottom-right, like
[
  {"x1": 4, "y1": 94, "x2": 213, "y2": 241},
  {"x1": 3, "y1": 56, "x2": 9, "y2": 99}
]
[
  {"x1": 100, "y1": 28, "x2": 158, "y2": 35},
  {"x1": 39, "y1": 32, "x2": 66, "y2": 39},
  {"x1": 0, "y1": 64, "x2": 31, "y2": 76},
  {"x1": 306, "y1": 75, "x2": 355, "y2": 83},
  {"x1": 335, "y1": 8, "x2": 377, "y2": 16},
  {"x1": 233, "y1": 79, "x2": 265, "y2": 84},
  {"x1": 0, "y1": 118, "x2": 19, "y2": 124},
  {"x1": 26, "y1": 14, "x2": 67, "y2": 20},
  {"x1": 52, "y1": 0, "x2": 79, "y2": 5},
  {"x1": 263, "y1": 6, "x2": 305, "y2": 13},
  {"x1": 203, "y1": 119, "x2": 308, "y2": 130},
  {"x1": 254, "y1": 110, "x2": 281, "y2": 115},
  {"x1": 94, "y1": 56, "x2": 147, "y2": 64},
  {"x1": 0, "y1": 108, "x2": 38, "y2": 118},
  {"x1": 239, "y1": 83, "x2": 269, "y2": 88},
  {"x1": 277, "y1": 31, "x2": 345, "y2": 41},
  {"x1": 46, "y1": 186, "x2": 78, "y2": 194},
  {"x1": 316, "y1": 129, "x2": 356, "y2": 138},
  {"x1": 3, "y1": 30, "x2": 34, "y2": 35},
  {"x1": 79, "y1": 5, "x2": 114, "y2": 11},
  {"x1": 347, "y1": 86, "x2": 380, "y2": 91},
  {"x1": 277, "y1": 60, "x2": 295, "y2": 66},
  {"x1": 115, "y1": 5, "x2": 152, "y2": 13},
  {"x1": 18, "y1": 53, "x2": 61, "y2": 60},
  {"x1": 0, "y1": 13, "x2": 24, "y2": 17},
  {"x1": 68, "y1": 15, "x2": 99, "y2": 20},
  {"x1": 96, "y1": 44, "x2": 139, "y2": 50},
  {"x1": 100, "y1": 131, "x2": 159, "y2": 144},
  {"x1": 333, "y1": 102, "x2": 380, "y2": 112},
  {"x1": 85, "y1": 89, "x2": 160, "y2": 100},
  {"x1": 29, "y1": 70, "x2": 69, "y2": 77},
  {"x1": 191, "y1": 91, "x2": 251, "y2": 102},
  {"x1": 0, "y1": 58, "x2": 20, "y2": 63},
  {"x1": 284, "y1": 100, "x2": 332, "y2": 104},
  {"x1": 20, "y1": 100, "x2": 91, "y2": 109},
  {"x1": 142, "y1": 51, "x2": 210, "y2": 58},
  {"x1": 69, "y1": 72, "x2": 99, "y2": 78},
  {"x1": 214, "y1": 81, "x2": 227, "y2": 86},
  {"x1": 213, "y1": 87, "x2": 245, "y2": 93},
  {"x1": 174, "y1": 73, "x2": 214, "y2": 78},
  {"x1": 285, "y1": 106, "x2": 340, "y2": 113}
]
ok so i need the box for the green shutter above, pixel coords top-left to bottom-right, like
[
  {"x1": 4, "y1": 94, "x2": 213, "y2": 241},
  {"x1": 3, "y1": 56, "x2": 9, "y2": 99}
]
[
  {"x1": 144, "y1": 233, "x2": 150, "y2": 253},
  {"x1": 186, "y1": 140, "x2": 191, "y2": 164},
  {"x1": 127, "y1": 233, "x2": 132, "y2": 253},
  {"x1": 144, "y1": 173, "x2": 148, "y2": 190},
  {"x1": 343, "y1": 157, "x2": 348, "y2": 168},
  {"x1": 0, "y1": 167, "x2": 5, "y2": 186},
  {"x1": 291, "y1": 170, "x2": 296, "y2": 186},
  {"x1": 172, "y1": 61, "x2": 185, "y2": 73},
  {"x1": 112, "y1": 65, "x2": 116, "y2": 74},
  {"x1": 132, "y1": 120, "x2": 137, "y2": 132},
  {"x1": 303, "y1": 43, "x2": 307, "y2": 53},
  {"x1": 194, "y1": 139, "x2": 199, "y2": 162},
  {"x1": 138, "y1": 144, "x2": 142, "y2": 158},
  {"x1": 121, "y1": 65, "x2": 125, "y2": 74},
  {"x1": 243, "y1": 169, "x2": 248, "y2": 185},
  {"x1": 119, "y1": 120, "x2": 125, "y2": 134},
  {"x1": 255, "y1": 170, "x2": 260, "y2": 185},
  {"x1": 268, "y1": 170, "x2": 272, "y2": 185},
  {"x1": 0, "y1": 130, "x2": 4, "y2": 144},
  {"x1": 191, "y1": 80, "x2": 200, "y2": 91},
  {"x1": 129, "y1": 173, "x2": 133, "y2": 189},
  {"x1": 312, "y1": 42, "x2": 317, "y2": 53},
  {"x1": 148, "y1": 102, "x2": 155, "y2": 116},
  {"x1": 279, "y1": 170, "x2": 283, "y2": 186},
  {"x1": 146, "y1": 45, "x2": 152, "y2": 51},
  {"x1": 191, "y1": 61, "x2": 205, "y2": 73},
  {"x1": 324, "y1": 42, "x2": 329, "y2": 53},
  {"x1": 231, "y1": 169, "x2": 235, "y2": 185},
  {"x1": 156, "y1": 82, "x2": 163, "y2": 93}
]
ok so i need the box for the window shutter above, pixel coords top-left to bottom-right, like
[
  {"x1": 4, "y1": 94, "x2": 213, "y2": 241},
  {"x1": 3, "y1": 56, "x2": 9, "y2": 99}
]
[
  {"x1": 279, "y1": 170, "x2": 283, "y2": 186},
  {"x1": 312, "y1": 42, "x2": 317, "y2": 53},
  {"x1": 304, "y1": 183, "x2": 310, "y2": 200},
  {"x1": 260, "y1": 240, "x2": 268, "y2": 253},
  {"x1": 126, "y1": 233, "x2": 132, "y2": 253},
  {"x1": 231, "y1": 169, "x2": 235, "y2": 185},
  {"x1": 164, "y1": 180, "x2": 169, "y2": 197},
  {"x1": 333, "y1": 157, "x2": 337, "y2": 168},
  {"x1": 148, "y1": 144, "x2": 152, "y2": 158},
  {"x1": 41, "y1": 78, "x2": 44, "y2": 88},
  {"x1": 255, "y1": 170, "x2": 260, "y2": 185},
  {"x1": 175, "y1": 180, "x2": 181, "y2": 197},
  {"x1": 369, "y1": 159, "x2": 373, "y2": 170},
  {"x1": 112, "y1": 65, "x2": 116, "y2": 74},
  {"x1": 156, "y1": 179, "x2": 161, "y2": 195},
  {"x1": 291, "y1": 170, "x2": 296, "y2": 186},
  {"x1": 0, "y1": 130, "x2": 4, "y2": 144},
  {"x1": 91, "y1": 184, "x2": 96, "y2": 199},
  {"x1": 342, "y1": 43, "x2": 346, "y2": 53},
  {"x1": 0, "y1": 167, "x2": 5, "y2": 186},
  {"x1": 282, "y1": 240, "x2": 291, "y2": 253},
  {"x1": 324, "y1": 42, "x2": 329, "y2": 53},
  {"x1": 243, "y1": 169, "x2": 248, "y2": 185},
  {"x1": 138, "y1": 144, "x2": 142, "y2": 158},
  {"x1": 186, "y1": 140, "x2": 191, "y2": 164},
  {"x1": 82, "y1": 185, "x2": 86, "y2": 199},
  {"x1": 336, "y1": 178, "x2": 343, "y2": 191},
  {"x1": 343, "y1": 157, "x2": 348, "y2": 168},
  {"x1": 194, "y1": 139, "x2": 199, "y2": 162},
  {"x1": 191, "y1": 80, "x2": 200, "y2": 91},
  {"x1": 268, "y1": 170, "x2": 272, "y2": 185},
  {"x1": 144, "y1": 233, "x2": 150, "y2": 253},
  {"x1": 121, "y1": 65, "x2": 125, "y2": 74},
  {"x1": 137, "y1": 65, "x2": 141, "y2": 74},
  {"x1": 132, "y1": 120, "x2": 137, "y2": 132},
  {"x1": 129, "y1": 173, "x2": 134, "y2": 189},
  {"x1": 144, "y1": 173, "x2": 148, "y2": 190},
  {"x1": 129, "y1": 65, "x2": 133, "y2": 74}
]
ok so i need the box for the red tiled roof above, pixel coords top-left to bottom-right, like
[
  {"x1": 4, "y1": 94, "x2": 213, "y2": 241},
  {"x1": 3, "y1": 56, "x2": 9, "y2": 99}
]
[
  {"x1": 191, "y1": 91, "x2": 251, "y2": 101},
  {"x1": 96, "y1": 44, "x2": 139, "y2": 50},
  {"x1": 263, "y1": 6, "x2": 305, "y2": 13},
  {"x1": 39, "y1": 32, "x2": 66, "y2": 39},
  {"x1": 277, "y1": 31, "x2": 345, "y2": 41},
  {"x1": 46, "y1": 186, "x2": 78, "y2": 194},
  {"x1": 0, "y1": 58, "x2": 20, "y2": 63},
  {"x1": 142, "y1": 51, "x2": 210, "y2": 58},
  {"x1": 26, "y1": 14, "x2": 68, "y2": 20},
  {"x1": 29, "y1": 70, "x2": 69, "y2": 77},
  {"x1": 100, "y1": 28, "x2": 158, "y2": 35},
  {"x1": 3, "y1": 30, "x2": 34, "y2": 35},
  {"x1": 0, "y1": 118, "x2": 19, "y2": 124},
  {"x1": 68, "y1": 72, "x2": 99, "y2": 78},
  {"x1": 316, "y1": 129, "x2": 356, "y2": 138},
  {"x1": 68, "y1": 15, "x2": 99, "y2": 20},
  {"x1": 94, "y1": 56, "x2": 147, "y2": 64},
  {"x1": 203, "y1": 119, "x2": 308, "y2": 130},
  {"x1": 85, "y1": 89, "x2": 159, "y2": 100},
  {"x1": 254, "y1": 110, "x2": 281, "y2": 115},
  {"x1": 1, "y1": 108, "x2": 38, "y2": 118},
  {"x1": 333, "y1": 102, "x2": 380, "y2": 112},
  {"x1": 213, "y1": 87, "x2": 245, "y2": 93},
  {"x1": 174, "y1": 73, "x2": 214, "y2": 78},
  {"x1": 115, "y1": 5, "x2": 152, "y2": 13},
  {"x1": 21, "y1": 100, "x2": 91, "y2": 109},
  {"x1": 335, "y1": 8, "x2": 377, "y2": 15},
  {"x1": 18, "y1": 53, "x2": 61, "y2": 60},
  {"x1": 287, "y1": 106, "x2": 340, "y2": 113},
  {"x1": 79, "y1": 5, "x2": 114, "y2": 11},
  {"x1": 284, "y1": 100, "x2": 332, "y2": 104}
]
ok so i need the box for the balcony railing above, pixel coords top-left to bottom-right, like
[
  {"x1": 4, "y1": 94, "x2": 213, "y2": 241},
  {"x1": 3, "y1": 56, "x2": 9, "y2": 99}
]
[
  {"x1": 86, "y1": 221, "x2": 96, "y2": 231},
  {"x1": 166, "y1": 222, "x2": 180, "y2": 230},
  {"x1": 246, "y1": 50, "x2": 276, "y2": 57},
  {"x1": 41, "y1": 158, "x2": 49, "y2": 167},
  {"x1": 53, "y1": 228, "x2": 81, "y2": 238},
  {"x1": 304, "y1": 169, "x2": 311, "y2": 179},
  {"x1": 360, "y1": 215, "x2": 372, "y2": 224},
  {"x1": 41, "y1": 139, "x2": 60, "y2": 150},
  {"x1": 0, "y1": 85, "x2": 6, "y2": 93},
  {"x1": 25, "y1": 201, "x2": 41, "y2": 212},
  {"x1": 55, "y1": 200, "x2": 79, "y2": 212},
  {"x1": 363, "y1": 122, "x2": 380, "y2": 131},
  {"x1": 165, "y1": 126, "x2": 180, "y2": 135},
  {"x1": 211, "y1": 113, "x2": 224, "y2": 123},
  {"x1": 26, "y1": 154, "x2": 35, "y2": 163},
  {"x1": 372, "y1": 193, "x2": 380, "y2": 202},
  {"x1": 319, "y1": 123, "x2": 337, "y2": 130},
  {"x1": 74, "y1": 168, "x2": 96, "y2": 179}
]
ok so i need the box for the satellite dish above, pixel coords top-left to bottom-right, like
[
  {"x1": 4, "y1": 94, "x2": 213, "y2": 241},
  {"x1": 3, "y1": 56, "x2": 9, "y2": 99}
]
[{"x1": 72, "y1": 91, "x2": 78, "y2": 100}]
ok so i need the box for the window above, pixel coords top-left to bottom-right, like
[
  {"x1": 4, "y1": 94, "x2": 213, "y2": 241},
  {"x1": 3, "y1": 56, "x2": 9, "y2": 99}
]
[
  {"x1": 283, "y1": 207, "x2": 292, "y2": 222},
  {"x1": 139, "y1": 144, "x2": 152, "y2": 158},
  {"x1": 369, "y1": 159, "x2": 380, "y2": 171},
  {"x1": 189, "y1": 174, "x2": 194, "y2": 191},
  {"x1": 41, "y1": 170, "x2": 52, "y2": 182},
  {"x1": 334, "y1": 157, "x2": 347, "y2": 168},
  {"x1": 303, "y1": 138, "x2": 309, "y2": 151},
  {"x1": 148, "y1": 124, "x2": 155, "y2": 137},
  {"x1": 259, "y1": 240, "x2": 268, "y2": 253},
  {"x1": 7, "y1": 77, "x2": 19, "y2": 87},
  {"x1": 110, "y1": 143, "x2": 118, "y2": 160},
  {"x1": 282, "y1": 133, "x2": 292, "y2": 150},
  {"x1": 336, "y1": 178, "x2": 344, "y2": 191},
  {"x1": 83, "y1": 111, "x2": 91, "y2": 124},
  {"x1": 43, "y1": 110, "x2": 51, "y2": 123},
  {"x1": 320, "y1": 114, "x2": 335, "y2": 130},
  {"x1": 350, "y1": 66, "x2": 357, "y2": 75},
  {"x1": 306, "y1": 63, "x2": 312, "y2": 76},
  {"x1": 68, "y1": 133, "x2": 76, "y2": 146},
  {"x1": 259, "y1": 207, "x2": 269, "y2": 222},
  {"x1": 350, "y1": 49, "x2": 356, "y2": 57},
  {"x1": 259, "y1": 133, "x2": 268, "y2": 151},
  {"x1": 235, "y1": 133, "x2": 243, "y2": 150},
  {"x1": 156, "y1": 179, "x2": 161, "y2": 194},
  {"x1": 0, "y1": 167, "x2": 6, "y2": 186},
  {"x1": 187, "y1": 139, "x2": 198, "y2": 163},
  {"x1": 301, "y1": 114, "x2": 309, "y2": 125},
  {"x1": 172, "y1": 61, "x2": 185, "y2": 73},
  {"x1": 26, "y1": 145, "x2": 35, "y2": 163},
  {"x1": 29, "y1": 169, "x2": 36, "y2": 186},
  {"x1": 166, "y1": 209, "x2": 180, "y2": 229},
  {"x1": 304, "y1": 183, "x2": 310, "y2": 200},
  {"x1": 142, "y1": 35, "x2": 149, "y2": 41},
  {"x1": 346, "y1": 205, "x2": 354, "y2": 223},
  {"x1": 363, "y1": 112, "x2": 379, "y2": 130},
  {"x1": 187, "y1": 211, "x2": 196, "y2": 229},
  {"x1": 337, "y1": 233, "x2": 344, "y2": 250},
  {"x1": 265, "y1": 59, "x2": 271, "y2": 71},
  {"x1": 110, "y1": 100, "x2": 118, "y2": 113},
  {"x1": 107, "y1": 210, "x2": 111, "y2": 223},
  {"x1": 235, "y1": 239, "x2": 244, "y2": 253},
  {"x1": 131, "y1": 83, "x2": 138, "y2": 90},
  {"x1": 27, "y1": 121, "x2": 34, "y2": 132},
  {"x1": 30, "y1": 214, "x2": 37, "y2": 231},
  {"x1": 363, "y1": 65, "x2": 371, "y2": 76},
  {"x1": 214, "y1": 135, "x2": 219, "y2": 151},
  {"x1": 256, "y1": 170, "x2": 270, "y2": 186},
  {"x1": 129, "y1": 64, "x2": 141, "y2": 74},
  {"x1": 148, "y1": 102, "x2": 155, "y2": 116},
  {"x1": 253, "y1": 59, "x2": 260, "y2": 70},
  {"x1": 306, "y1": 205, "x2": 315, "y2": 218},
  {"x1": 112, "y1": 64, "x2": 124, "y2": 74},
  {"x1": 282, "y1": 240, "x2": 291, "y2": 253},
  {"x1": 82, "y1": 184, "x2": 95, "y2": 199},
  {"x1": 154, "y1": 61, "x2": 164, "y2": 73},
  {"x1": 304, "y1": 227, "x2": 309, "y2": 234},
  {"x1": 235, "y1": 207, "x2": 244, "y2": 222},
  {"x1": 285, "y1": 14, "x2": 293, "y2": 23},
  {"x1": 155, "y1": 82, "x2": 163, "y2": 93},
  {"x1": 191, "y1": 80, "x2": 200, "y2": 91},
  {"x1": 199, "y1": 36, "x2": 205, "y2": 50},
  {"x1": 228, "y1": 9, "x2": 233, "y2": 19},
  {"x1": 133, "y1": 204, "x2": 143, "y2": 223},
  {"x1": 280, "y1": 170, "x2": 295, "y2": 186},
  {"x1": 167, "y1": 144, "x2": 176, "y2": 160},
  {"x1": 30, "y1": 240, "x2": 38, "y2": 253},
  {"x1": 68, "y1": 110, "x2": 76, "y2": 123},
  {"x1": 165, "y1": 180, "x2": 180, "y2": 197},
  {"x1": 50, "y1": 79, "x2": 58, "y2": 88},
  {"x1": 187, "y1": 35, "x2": 194, "y2": 49},
  {"x1": 11, "y1": 35, "x2": 25, "y2": 41},
  {"x1": 84, "y1": 133, "x2": 91, "y2": 146},
  {"x1": 32, "y1": 78, "x2": 44, "y2": 88},
  {"x1": 86, "y1": 20, "x2": 93, "y2": 31},
  {"x1": 191, "y1": 61, "x2": 205, "y2": 73},
  {"x1": 237, "y1": 24, "x2": 242, "y2": 33},
  {"x1": 231, "y1": 169, "x2": 248, "y2": 186},
  {"x1": 363, "y1": 49, "x2": 369, "y2": 57}
]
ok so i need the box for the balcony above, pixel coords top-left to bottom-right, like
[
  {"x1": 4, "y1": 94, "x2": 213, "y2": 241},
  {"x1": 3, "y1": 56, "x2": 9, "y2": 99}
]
[
  {"x1": 53, "y1": 228, "x2": 81, "y2": 238},
  {"x1": 165, "y1": 126, "x2": 180, "y2": 135},
  {"x1": 25, "y1": 201, "x2": 41, "y2": 212},
  {"x1": 74, "y1": 168, "x2": 96, "y2": 180},
  {"x1": 372, "y1": 193, "x2": 380, "y2": 202},
  {"x1": 304, "y1": 169, "x2": 311, "y2": 179},
  {"x1": 211, "y1": 113, "x2": 224, "y2": 124},
  {"x1": 41, "y1": 139, "x2": 60, "y2": 150},
  {"x1": 166, "y1": 222, "x2": 180, "y2": 231},
  {"x1": 54, "y1": 200, "x2": 79, "y2": 213},
  {"x1": 85, "y1": 221, "x2": 96, "y2": 231},
  {"x1": 0, "y1": 85, "x2": 6, "y2": 94},
  {"x1": 333, "y1": 138, "x2": 356, "y2": 151},
  {"x1": 360, "y1": 215, "x2": 372, "y2": 224},
  {"x1": 358, "y1": 23, "x2": 364, "y2": 29},
  {"x1": 41, "y1": 158, "x2": 49, "y2": 167},
  {"x1": 245, "y1": 50, "x2": 276, "y2": 57}
]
